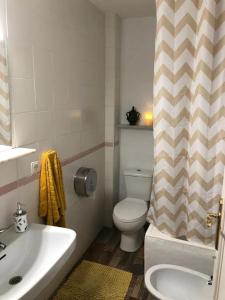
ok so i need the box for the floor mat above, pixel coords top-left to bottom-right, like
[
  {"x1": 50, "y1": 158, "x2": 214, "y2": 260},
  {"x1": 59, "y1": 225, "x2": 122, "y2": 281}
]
[{"x1": 53, "y1": 260, "x2": 132, "y2": 300}]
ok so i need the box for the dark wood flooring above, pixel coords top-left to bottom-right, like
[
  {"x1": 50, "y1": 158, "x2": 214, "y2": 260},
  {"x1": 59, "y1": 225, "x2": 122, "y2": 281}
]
[{"x1": 83, "y1": 227, "x2": 154, "y2": 300}]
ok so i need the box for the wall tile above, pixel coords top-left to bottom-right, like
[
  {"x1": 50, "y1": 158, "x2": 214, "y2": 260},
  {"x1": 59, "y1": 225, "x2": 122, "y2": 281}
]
[
  {"x1": 0, "y1": 190, "x2": 18, "y2": 228},
  {"x1": 119, "y1": 17, "x2": 155, "y2": 199},
  {"x1": 18, "y1": 180, "x2": 39, "y2": 213},
  {"x1": 33, "y1": 47, "x2": 53, "y2": 80},
  {"x1": 16, "y1": 144, "x2": 39, "y2": 178},
  {"x1": 8, "y1": 42, "x2": 33, "y2": 78},
  {"x1": 0, "y1": 0, "x2": 105, "y2": 279},
  {"x1": 10, "y1": 78, "x2": 35, "y2": 113},
  {"x1": 104, "y1": 14, "x2": 121, "y2": 227},
  {"x1": 35, "y1": 76, "x2": 53, "y2": 111},
  {"x1": 36, "y1": 111, "x2": 53, "y2": 141},
  {"x1": 0, "y1": 160, "x2": 17, "y2": 186},
  {"x1": 12, "y1": 112, "x2": 37, "y2": 146},
  {"x1": 55, "y1": 132, "x2": 81, "y2": 160}
]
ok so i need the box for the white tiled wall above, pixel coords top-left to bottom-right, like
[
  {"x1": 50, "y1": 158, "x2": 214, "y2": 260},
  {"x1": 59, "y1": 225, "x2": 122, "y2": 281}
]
[
  {"x1": 119, "y1": 17, "x2": 156, "y2": 199},
  {"x1": 0, "y1": 0, "x2": 105, "y2": 273},
  {"x1": 104, "y1": 13, "x2": 121, "y2": 227}
]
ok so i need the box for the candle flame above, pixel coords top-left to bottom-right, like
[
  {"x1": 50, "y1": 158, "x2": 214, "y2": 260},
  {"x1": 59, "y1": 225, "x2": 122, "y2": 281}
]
[{"x1": 144, "y1": 112, "x2": 153, "y2": 126}]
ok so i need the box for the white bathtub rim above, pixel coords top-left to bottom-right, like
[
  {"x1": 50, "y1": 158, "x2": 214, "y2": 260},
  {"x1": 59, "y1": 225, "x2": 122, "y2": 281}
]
[
  {"x1": 145, "y1": 264, "x2": 210, "y2": 300},
  {"x1": 147, "y1": 224, "x2": 215, "y2": 251}
]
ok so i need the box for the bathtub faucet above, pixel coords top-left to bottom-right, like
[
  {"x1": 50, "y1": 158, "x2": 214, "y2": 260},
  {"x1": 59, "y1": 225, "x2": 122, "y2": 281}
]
[{"x1": 208, "y1": 275, "x2": 213, "y2": 285}]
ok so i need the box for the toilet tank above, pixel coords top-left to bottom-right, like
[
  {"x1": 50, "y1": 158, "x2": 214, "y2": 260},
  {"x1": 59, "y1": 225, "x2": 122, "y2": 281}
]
[{"x1": 124, "y1": 168, "x2": 153, "y2": 202}]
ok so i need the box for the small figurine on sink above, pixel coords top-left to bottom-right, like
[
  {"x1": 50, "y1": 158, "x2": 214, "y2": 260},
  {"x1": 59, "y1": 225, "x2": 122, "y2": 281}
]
[{"x1": 126, "y1": 106, "x2": 141, "y2": 125}]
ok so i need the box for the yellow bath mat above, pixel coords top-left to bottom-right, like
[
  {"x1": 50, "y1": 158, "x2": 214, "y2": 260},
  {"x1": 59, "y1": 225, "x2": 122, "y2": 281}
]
[{"x1": 53, "y1": 260, "x2": 132, "y2": 300}]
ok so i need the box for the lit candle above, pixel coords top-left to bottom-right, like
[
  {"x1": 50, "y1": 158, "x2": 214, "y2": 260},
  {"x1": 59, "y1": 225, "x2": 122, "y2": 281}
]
[{"x1": 144, "y1": 112, "x2": 153, "y2": 126}]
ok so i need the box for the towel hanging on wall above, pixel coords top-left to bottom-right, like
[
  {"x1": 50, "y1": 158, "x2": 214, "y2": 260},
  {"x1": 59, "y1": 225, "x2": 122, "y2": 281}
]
[{"x1": 39, "y1": 150, "x2": 66, "y2": 227}]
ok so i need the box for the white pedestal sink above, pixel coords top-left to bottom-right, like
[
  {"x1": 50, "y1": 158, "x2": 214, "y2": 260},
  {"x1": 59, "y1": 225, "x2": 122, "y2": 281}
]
[{"x1": 0, "y1": 223, "x2": 76, "y2": 300}]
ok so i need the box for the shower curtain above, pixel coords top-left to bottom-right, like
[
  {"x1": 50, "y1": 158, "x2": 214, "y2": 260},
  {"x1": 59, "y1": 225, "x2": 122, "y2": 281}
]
[
  {"x1": 0, "y1": 40, "x2": 10, "y2": 145},
  {"x1": 148, "y1": 0, "x2": 225, "y2": 246}
]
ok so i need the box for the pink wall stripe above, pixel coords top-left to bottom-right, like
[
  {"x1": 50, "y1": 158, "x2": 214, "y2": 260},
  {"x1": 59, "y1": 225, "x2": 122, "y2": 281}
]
[
  {"x1": 62, "y1": 143, "x2": 105, "y2": 166},
  {"x1": 0, "y1": 142, "x2": 106, "y2": 197},
  {"x1": 105, "y1": 141, "x2": 119, "y2": 147}
]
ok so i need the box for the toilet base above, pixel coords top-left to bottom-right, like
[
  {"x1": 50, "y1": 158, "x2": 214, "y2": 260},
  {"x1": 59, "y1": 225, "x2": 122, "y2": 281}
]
[{"x1": 120, "y1": 228, "x2": 144, "y2": 252}]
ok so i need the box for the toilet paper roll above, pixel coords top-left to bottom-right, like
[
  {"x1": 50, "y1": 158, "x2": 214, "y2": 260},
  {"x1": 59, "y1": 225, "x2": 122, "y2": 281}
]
[{"x1": 74, "y1": 167, "x2": 97, "y2": 197}]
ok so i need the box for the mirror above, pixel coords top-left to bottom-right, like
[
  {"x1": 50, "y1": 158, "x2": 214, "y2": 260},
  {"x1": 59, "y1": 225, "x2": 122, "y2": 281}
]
[
  {"x1": 0, "y1": 40, "x2": 11, "y2": 146},
  {"x1": 0, "y1": 0, "x2": 11, "y2": 147}
]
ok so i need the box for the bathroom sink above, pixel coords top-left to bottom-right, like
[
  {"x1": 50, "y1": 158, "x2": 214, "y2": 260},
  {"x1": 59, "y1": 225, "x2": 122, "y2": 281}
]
[{"x1": 0, "y1": 223, "x2": 76, "y2": 300}]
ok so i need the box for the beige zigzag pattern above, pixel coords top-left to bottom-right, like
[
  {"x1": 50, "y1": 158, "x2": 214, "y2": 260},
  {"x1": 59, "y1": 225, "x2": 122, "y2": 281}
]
[
  {"x1": 155, "y1": 188, "x2": 219, "y2": 211},
  {"x1": 157, "y1": 222, "x2": 187, "y2": 236},
  {"x1": 155, "y1": 187, "x2": 188, "y2": 204},
  {"x1": 156, "y1": 150, "x2": 188, "y2": 166},
  {"x1": 0, "y1": 88, "x2": 9, "y2": 101},
  {"x1": 187, "y1": 230, "x2": 216, "y2": 245},
  {"x1": 155, "y1": 129, "x2": 189, "y2": 148},
  {"x1": 154, "y1": 169, "x2": 223, "y2": 190},
  {"x1": 156, "y1": 205, "x2": 188, "y2": 221},
  {"x1": 155, "y1": 130, "x2": 225, "y2": 149},
  {"x1": 155, "y1": 35, "x2": 225, "y2": 62},
  {"x1": 155, "y1": 107, "x2": 225, "y2": 128},
  {"x1": 156, "y1": 220, "x2": 216, "y2": 245},
  {"x1": 0, "y1": 102, "x2": 9, "y2": 115},
  {"x1": 157, "y1": 9, "x2": 225, "y2": 36},
  {"x1": 157, "y1": 14, "x2": 197, "y2": 37},
  {"x1": 154, "y1": 59, "x2": 225, "y2": 84},
  {"x1": 150, "y1": 0, "x2": 225, "y2": 245},
  {"x1": 0, "y1": 131, "x2": 9, "y2": 144},
  {"x1": 155, "y1": 83, "x2": 225, "y2": 106},
  {"x1": 156, "y1": 150, "x2": 225, "y2": 171},
  {"x1": 154, "y1": 169, "x2": 188, "y2": 186},
  {"x1": 0, "y1": 41, "x2": 10, "y2": 145},
  {"x1": 188, "y1": 193, "x2": 220, "y2": 210},
  {"x1": 156, "y1": 0, "x2": 205, "y2": 11},
  {"x1": 156, "y1": 206, "x2": 211, "y2": 228},
  {"x1": 157, "y1": 222, "x2": 216, "y2": 245}
]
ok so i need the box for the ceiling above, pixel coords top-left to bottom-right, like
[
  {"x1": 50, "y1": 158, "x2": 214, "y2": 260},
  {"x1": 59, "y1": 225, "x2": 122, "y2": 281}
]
[{"x1": 90, "y1": 0, "x2": 156, "y2": 18}]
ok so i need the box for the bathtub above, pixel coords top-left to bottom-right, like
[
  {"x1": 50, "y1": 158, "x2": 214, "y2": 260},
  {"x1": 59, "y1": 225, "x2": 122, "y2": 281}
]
[{"x1": 144, "y1": 224, "x2": 216, "y2": 275}]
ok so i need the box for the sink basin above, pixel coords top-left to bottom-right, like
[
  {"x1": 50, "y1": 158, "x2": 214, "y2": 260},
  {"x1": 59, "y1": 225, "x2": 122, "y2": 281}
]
[
  {"x1": 0, "y1": 223, "x2": 76, "y2": 300},
  {"x1": 145, "y1": 264, "x2": 213, "y2": 300}
]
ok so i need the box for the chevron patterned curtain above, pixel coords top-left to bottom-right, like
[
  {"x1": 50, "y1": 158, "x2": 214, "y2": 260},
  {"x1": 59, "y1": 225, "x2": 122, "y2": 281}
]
[
  {"x1": 0, "y1": 40, "x2": 10, "y2": 145},
  {"x1": 148, "y1": 0, "x2": 225, "y2": 246}
]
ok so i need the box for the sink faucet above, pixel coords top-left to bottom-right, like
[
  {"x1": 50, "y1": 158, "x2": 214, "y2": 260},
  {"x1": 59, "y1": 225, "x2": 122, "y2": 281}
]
[
  {"x1": 0, "y1": 241, "x2": 6, "y2": 250},
  {"x1": 0, "y1": 225, "x2": 12, "y2": 250}
]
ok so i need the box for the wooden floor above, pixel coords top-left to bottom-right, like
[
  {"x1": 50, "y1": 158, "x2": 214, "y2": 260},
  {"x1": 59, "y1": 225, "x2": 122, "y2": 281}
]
[{"x1": 83, "y1": 227, "x2": 154, "y2": 300}]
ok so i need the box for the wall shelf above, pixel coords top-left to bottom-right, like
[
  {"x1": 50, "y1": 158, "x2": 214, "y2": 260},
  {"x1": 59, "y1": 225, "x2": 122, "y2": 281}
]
[
  {"x1": 0, "y1": 147, "x2": 36, "y2": 164},
  {"x1": 118, "y1": 124, "x2": 153, "y2": 131}
]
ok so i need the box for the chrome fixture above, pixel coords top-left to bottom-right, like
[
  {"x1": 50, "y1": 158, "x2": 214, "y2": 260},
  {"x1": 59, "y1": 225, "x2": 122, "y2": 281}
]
[
  {"x1": 208, "y1": 275, "x2": 213, "y2": 286},
  {"x1": 74, "y1": 167, "x2": 97, "y2": 197},
  {"x1": 0, "y1": 241, "x2": 6, "y2": 250},
  {"x1": 0, "y1": 224, "x2": 13, "y2": 233},
  {"x1": 0, "y1": 224, "x2": 12, "y2": 251}
]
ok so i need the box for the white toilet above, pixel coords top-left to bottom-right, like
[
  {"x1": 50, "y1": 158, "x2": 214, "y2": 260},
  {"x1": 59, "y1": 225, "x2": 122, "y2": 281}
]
[{"x1": 113, "y1": 168, "x2": 153, "y2": 252}]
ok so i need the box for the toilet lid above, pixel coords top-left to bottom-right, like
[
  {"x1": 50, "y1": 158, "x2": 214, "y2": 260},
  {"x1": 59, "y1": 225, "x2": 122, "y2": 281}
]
[{"x1": 114, "y1": 198, "x2": 148, "y2": 222}]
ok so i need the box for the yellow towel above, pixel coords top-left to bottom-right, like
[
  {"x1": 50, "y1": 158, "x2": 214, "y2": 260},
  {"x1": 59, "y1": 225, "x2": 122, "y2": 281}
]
[{"x1": 39, "y1": 150, "x2": 66, "y2": 227}]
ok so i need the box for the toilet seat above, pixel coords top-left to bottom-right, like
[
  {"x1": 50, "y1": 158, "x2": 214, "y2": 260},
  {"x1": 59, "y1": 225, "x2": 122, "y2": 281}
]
[{"x1": 114, "y1": 198, "x2": 147, "y2": 223}]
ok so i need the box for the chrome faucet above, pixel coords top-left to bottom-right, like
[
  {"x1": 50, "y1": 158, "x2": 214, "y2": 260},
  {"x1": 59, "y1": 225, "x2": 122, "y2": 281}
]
[
  {"x1": 208, "y1": 275, "x2": 213, "y2": 286},
  {"x1": 0, "y1": 241, "x2": 6, "y2": 250},
  {"x1": 0, "y1": 225, "x2": 12, "y2": 251}
]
